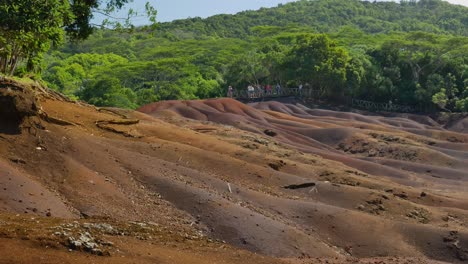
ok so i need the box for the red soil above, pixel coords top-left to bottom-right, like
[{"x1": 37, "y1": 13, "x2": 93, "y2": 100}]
[{"x1": 1, "y1": 81, "x2": 467, "y2": 263}]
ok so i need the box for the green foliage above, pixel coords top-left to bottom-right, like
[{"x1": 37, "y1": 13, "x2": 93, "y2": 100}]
[
  {"x1": 283, "y1": 34, "x2": 351, "y2": 98},
  {"x1": 42, "y1": 53, "x2": 128, "y2": 98},
  {"x1": 0, "y1": 0, "x2": 72, "y2": 75},
  {"x1": 432, "y1": 88, "x2": 448, "y2": 110},
  {"x1": 0, "y1": 0, "x2": 155, "y2": 76},
  {"x1": 79, "y1": 77, "x2": 138, "y2": 109},
  {"x1": 157, "y1": 0, "x2": 468, "y2": 38},
  {"x1": 455, "y1": 98, "x2": 468, "y2": 112},
  {"x1": 41, "y1": 0, "x2": 468, "y2": 112}
]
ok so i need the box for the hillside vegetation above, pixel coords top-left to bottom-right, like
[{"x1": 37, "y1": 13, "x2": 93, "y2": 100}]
[
  {"x1": 41, "y1": 0, "x2": 468, "y2": 112},
  {"x1": 159, "y1": 0, "x2": 468, "y2": 37}
]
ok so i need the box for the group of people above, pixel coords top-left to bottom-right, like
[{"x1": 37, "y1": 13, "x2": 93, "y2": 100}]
[
  {"x1": 227, "y1": 83, "x2": 303, "y2": 98},
  {"x1": 246, "y1": 84, "x2": 282, "y2": 98}
]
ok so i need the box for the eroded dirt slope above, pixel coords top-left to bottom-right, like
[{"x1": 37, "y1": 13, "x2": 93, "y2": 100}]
[
  {"x1": 1, "y1": 80, "x2": 467, "y2": 263},
  {"x1": 140, "y1": 98, "x2": 468, "y2": 262}
]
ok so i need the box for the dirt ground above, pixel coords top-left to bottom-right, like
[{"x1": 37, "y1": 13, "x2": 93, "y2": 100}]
[{"x1": 1, "y1": 79, "x2": 467, "y2": 263}]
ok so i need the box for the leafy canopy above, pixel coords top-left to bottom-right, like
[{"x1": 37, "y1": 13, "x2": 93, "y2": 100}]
[{"x1": 0, "y1": 0, "x2": 156, "y2": 75}]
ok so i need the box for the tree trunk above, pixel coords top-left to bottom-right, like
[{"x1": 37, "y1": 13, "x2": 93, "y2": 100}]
[{"x1": 9, "y1": 56, "x2": 19, "y2": 76}]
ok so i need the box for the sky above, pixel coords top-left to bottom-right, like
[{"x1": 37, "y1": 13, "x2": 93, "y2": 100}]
[
  {"x1": 103, "y1": 0, "x2": 468, "y2": 24},
  {"x1": 152, "y1": 0, "x2": 297, "y2": 22}
]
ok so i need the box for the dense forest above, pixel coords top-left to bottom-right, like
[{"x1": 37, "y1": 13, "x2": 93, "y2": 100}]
[
  {"x1": 159, "y1": 0, "x2": 468, "y2": 37},
  {"x1": 34, "y1": 0, "x2": 468, "y2": 111}
]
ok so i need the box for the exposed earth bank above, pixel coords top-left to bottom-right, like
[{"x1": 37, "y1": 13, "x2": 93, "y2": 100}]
[{"x1": 0, "y1": 79, "x2": 467, "y2": 263}]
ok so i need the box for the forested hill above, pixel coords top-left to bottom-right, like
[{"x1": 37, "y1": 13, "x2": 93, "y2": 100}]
[
  {"x1": 158, "y1": 0, "x2": 468, "y2": 38},
  {"x1": 43, "y1": 0, "x2": 468, "y2": 113}
]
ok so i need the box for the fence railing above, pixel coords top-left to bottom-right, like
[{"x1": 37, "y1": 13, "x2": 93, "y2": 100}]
[
  {"x1": 232, "y1": 87, "x2": 416, "y2": 113},
  {"x1": 351, "y1": 98, "x2": 416, "y2": 113},
  {"x1": 233, "y1": 87, "x2": 320, "y2": 99}
]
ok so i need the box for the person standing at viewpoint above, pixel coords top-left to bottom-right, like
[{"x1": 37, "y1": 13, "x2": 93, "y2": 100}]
[
  {"x1": 275, "y1": 83, "x2": 281, "y2": 95},
  {"x1": 247, "y1": 84, "x2": 255, "y2": 98},
  {"x1": 227, "y1": 85, "x2": 233, "y2": 98}
]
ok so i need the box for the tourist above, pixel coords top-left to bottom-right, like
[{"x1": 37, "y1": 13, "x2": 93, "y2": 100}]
[
  {"x1": 247, "y1": 84, "x2": 255, "y2": 98},
  {"x1": 256, "y1": 84, "x2": 264, "y2": 97},
  {"x1": 265, "y1": 84, "x2": 272, "y2": 95},
  {"x1": 227, "y1": 85, "x2": 233, "y2": 98},
  {"x1": 275, "y1": 83, "x2": 281, "y2": 95}
]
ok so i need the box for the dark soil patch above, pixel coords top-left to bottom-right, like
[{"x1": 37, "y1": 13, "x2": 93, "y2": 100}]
[{"x1": 0, "y1": 80, "x2": 38, "y2": 134}]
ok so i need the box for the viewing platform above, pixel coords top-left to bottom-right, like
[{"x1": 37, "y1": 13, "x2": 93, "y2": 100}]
[
  {"x1": 232, "y1": 87, "x2": 416, "y2": 112},
  {"x1": 232, "y1": 87, "x2": 320, "y2": 101}
]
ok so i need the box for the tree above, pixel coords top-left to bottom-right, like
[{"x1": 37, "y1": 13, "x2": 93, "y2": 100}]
[
  {"x1": 0, "y1": 0, "x2": 72, "y2": 75},
  {"x1": 0, "y1": 0, "x2": 156, "y2": 76},
  {"x1": 43, "y1": 53, "x2": 128, "y2": 97},
  {"x1": 432, "y1": 88, "x2": 448, "y2": 110},
  {"x1": 40, "y1": 0, "x2": 468, "y2": 112},
  {"x1": 227, "y1": 50, "x2": 269, "y2": 87},
  {"x1": 415, "y1": 73, "x2": 443, "y2": 106},
  {"x1": 284, "y1": 34, "x2": 351, "y2": 99},
  {"x1": 78, "y1": 77, "x2": 137, "y2": 109},
  {"x1": 66, "y1": 1, "x2": 157, "y2": 40},
  {"x1": 455, "y1": 98, "x2": 468, "y2": 112}
]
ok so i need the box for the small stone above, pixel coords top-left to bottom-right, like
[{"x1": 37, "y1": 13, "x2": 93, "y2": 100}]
[
  {"x1": 91, "y1": 248, "x2": 103, "y2": 256},
  {"x1": 10, "y1": 158, "x2": 26, "y2": 164},
  {"x1": 100, "y1": 241, "x2": 114, "y2": 246},
  {"x1": 263, "y1": 129, "x2": 277, "y2": 137}
]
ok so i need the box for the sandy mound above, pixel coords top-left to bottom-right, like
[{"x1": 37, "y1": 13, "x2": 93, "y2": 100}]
[
  {"x1": 137, "y1": 98, "x2": 468, "y2": 262},
  {"x1": 1, "y1": 83, "x2": 468, "y2": 263},
  {"x1": 445, "y1": 115, "x2": 468, "y2": 133}
]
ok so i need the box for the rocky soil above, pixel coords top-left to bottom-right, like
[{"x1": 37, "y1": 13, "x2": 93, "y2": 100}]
[{"x1": 1, "y1": 79, "x2": 467, "y2": 263}]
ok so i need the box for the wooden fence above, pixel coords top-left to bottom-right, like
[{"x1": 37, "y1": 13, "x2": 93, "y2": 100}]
[
  {"x1": 350, "y1": 98, "x2": 416, "y2": 113},
  {"x1": 233, "y1": 87, "x2": 320, "y2": 100},
  {"x1": 232, "y1": 87, "x2": 416, "y2": 113}
]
